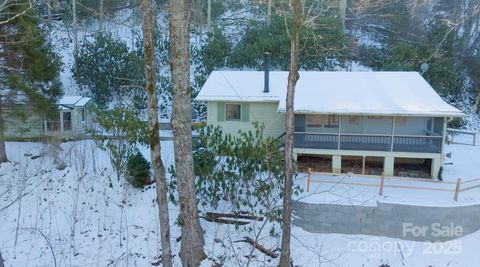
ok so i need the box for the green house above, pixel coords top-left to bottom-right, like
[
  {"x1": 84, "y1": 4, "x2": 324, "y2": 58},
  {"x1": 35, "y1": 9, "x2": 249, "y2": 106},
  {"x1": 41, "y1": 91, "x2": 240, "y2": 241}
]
[{"x1": 196, "y1": 71, "x2": 464, "y2": 178}]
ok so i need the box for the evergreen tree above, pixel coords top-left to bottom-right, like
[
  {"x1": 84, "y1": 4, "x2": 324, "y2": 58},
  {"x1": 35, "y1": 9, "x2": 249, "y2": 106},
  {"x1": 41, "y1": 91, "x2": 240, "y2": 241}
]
[
  {"x1": 0, "y1": 0, "x2": 62, "y2": 163},
  {"x1": 74, "y1": 33, "x2": 146, "y2": 107},
  {"x1": 228, "y1": 14, "x2": 345, "y2": 70}
]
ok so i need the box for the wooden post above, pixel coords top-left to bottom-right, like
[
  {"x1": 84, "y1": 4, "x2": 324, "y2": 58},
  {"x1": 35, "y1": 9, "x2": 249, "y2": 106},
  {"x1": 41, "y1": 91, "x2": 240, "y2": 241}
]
[
  {"x1": 454, "y1": 178, "x2": 461, "y2": 201},
  {"x1": 306, "y1": 168, "x2": 311, "y2": 193},
  {"x1": 362, "y1": 156, "x2": 366, "y2": 175},
  {"x1": 379, "y1": 173, "x2": 385, "y2": 196}
]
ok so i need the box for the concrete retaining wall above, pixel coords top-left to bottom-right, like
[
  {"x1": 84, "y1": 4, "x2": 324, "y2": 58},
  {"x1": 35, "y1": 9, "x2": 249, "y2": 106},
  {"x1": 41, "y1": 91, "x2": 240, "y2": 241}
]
[{"x1": 293, "y1": 201, "x2": 480, "y2": 241}]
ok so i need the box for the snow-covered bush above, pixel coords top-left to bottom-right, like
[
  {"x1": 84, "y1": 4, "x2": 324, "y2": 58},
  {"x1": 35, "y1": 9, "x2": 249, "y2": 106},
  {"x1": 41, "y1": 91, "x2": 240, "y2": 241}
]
[
  {"x1": 126, "y1": 151, "x2": 151, "y2": 188},
  {"x1": 176, "y1": 122, "x2": 302, "y2": 222},
  {"x1": 93, "y1": 106, "x2": 148, "y2": 182}
]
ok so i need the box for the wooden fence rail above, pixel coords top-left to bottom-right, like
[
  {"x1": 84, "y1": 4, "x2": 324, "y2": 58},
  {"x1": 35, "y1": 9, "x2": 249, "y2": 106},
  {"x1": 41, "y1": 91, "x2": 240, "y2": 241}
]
[
  {"x1": 446, "y1": 128, "x2": 477, "y2": 146},
  {"x1": 305, "y1": 169, "x2": 480, "y2": 201}
]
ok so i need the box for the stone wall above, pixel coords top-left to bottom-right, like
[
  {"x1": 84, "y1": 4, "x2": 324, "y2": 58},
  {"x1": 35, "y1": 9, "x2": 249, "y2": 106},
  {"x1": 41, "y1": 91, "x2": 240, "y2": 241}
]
[{"x1": 293, "y1": 201, "x2": 480, "y2": 241}]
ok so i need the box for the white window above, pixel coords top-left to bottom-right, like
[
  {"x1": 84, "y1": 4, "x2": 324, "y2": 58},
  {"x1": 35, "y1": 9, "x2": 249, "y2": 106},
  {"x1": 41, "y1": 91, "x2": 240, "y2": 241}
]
[
  {"x1": 46, "y1": 112, "x2": 61, "y2": 131},
  {"x1": 63, "y1": 112, "x2": 72, "y2": 131},
  {"x1": 225, "y1": 104, "x2": 241, "y2": 121},
  {"x1": 81, "y1": 108, "x2": 85, "y2": 122}
]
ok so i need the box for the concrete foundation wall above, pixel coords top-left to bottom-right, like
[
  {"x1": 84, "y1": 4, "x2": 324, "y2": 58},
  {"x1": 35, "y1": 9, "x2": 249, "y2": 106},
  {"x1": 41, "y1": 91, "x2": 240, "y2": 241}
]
[{"x1": 293, "y1": 201, "x2": 480, "y2": 242}]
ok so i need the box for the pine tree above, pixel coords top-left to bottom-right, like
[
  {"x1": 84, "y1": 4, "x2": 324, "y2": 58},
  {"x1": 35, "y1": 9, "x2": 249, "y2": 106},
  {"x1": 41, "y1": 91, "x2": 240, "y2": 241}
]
[{"x1": 0, "y1": 0, "x2": 62, "y2": 163}]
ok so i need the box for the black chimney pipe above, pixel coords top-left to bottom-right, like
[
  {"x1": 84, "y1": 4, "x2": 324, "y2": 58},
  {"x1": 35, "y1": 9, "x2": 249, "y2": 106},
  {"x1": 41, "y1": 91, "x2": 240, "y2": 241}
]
[{"x1": 264, "y1": 52, "x2": 271, "y2": 93}]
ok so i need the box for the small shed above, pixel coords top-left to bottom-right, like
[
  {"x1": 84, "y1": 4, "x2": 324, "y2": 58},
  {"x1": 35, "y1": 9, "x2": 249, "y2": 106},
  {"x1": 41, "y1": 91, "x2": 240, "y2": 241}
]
[
  {"x1": 44, "y1": 96, "x2": 93, "y2": 137},
  {"x1": 4, "y1": 95, "x2": 93, "y2": 139}
]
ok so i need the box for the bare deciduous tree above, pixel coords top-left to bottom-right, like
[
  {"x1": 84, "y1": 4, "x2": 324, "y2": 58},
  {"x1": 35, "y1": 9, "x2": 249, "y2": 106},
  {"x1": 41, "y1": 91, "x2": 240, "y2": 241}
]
[
  {"x1": 71, "y1": 0, "x2": 78, "y2": 56},
  {"x1": 279, "y1": 0, "x2": 302, "y2": 266},
  {"x1": 0, "y1": 123, "x2": 6, "y2": 163},
  {"x1": 0, "y1": 249, "x2": 4, "y2": 267},
  {"x1": 168, "y1": 0, "x2": 206, "y2": 265},
  {"x1": 140, "y1": 0, "x2": 173, "y2": 266}
]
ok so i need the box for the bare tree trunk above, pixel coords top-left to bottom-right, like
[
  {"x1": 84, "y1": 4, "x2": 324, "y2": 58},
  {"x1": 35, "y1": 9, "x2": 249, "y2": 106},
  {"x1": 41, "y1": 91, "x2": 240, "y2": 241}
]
[
  {"x1": 72, "y1": 0, "x2": 78, "y2": 55},
  {"x1": 51, "y1": 0, "x2": 60, "y2": 13},
  {"x1": 0, "y1": 143, "x2": 6, "y2": 163},
  {"x1": 47, "y1": 0, "x2": 52, "y2": 21},
  {"x1": 207, "y1": 0, "x2": 211, "y2": 31},
  {"x1": 72, "y1": 0, "x2": 78, "y2": 77},
  {"x1": 279, "y1": 0, "x2": 302, "y2": 266},
  {"x1": 267, "y1": 0, "x2": 272, "y2": 22},
  {"x1": 140, "y1": 0, "x2": 173, "y2": 266},
  {"x1": 339, "y1": 0, "x2": 347, "y2": 29},
  {"x1": 99, "y1": 0, "x2": 104, "y2": 33},
  {"x1": 0, "y1": 125, "x2": 7, "y2": 163},
  {"x1": 168, "y1": 0, "x2": 206, "y2": 266},
  {"x1": 0, "y1": 250, "x2": 4, "y2": 267}
]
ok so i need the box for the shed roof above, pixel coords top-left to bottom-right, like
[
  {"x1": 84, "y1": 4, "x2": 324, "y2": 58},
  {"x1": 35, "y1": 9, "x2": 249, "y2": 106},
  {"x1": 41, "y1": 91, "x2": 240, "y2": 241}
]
[
  {"x1": 58, "y1": 96, "x2": 91, "y2": 107},
  {"x1": 196, "y1": 71, "x2": 463, "y2": 117}
]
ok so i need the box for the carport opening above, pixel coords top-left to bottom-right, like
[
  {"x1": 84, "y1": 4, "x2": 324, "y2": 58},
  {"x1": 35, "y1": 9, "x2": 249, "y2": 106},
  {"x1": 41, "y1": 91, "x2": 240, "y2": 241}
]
[
  {"x1": 341, "y1": 156, "x2": 384, "y2": 175},
  {"x1": 364, "y1": 156, "x2": 384, "y2": 176},
  {"x1": 341, "y1": 156, "x2": 363, "y2": 174},
  {"x1": 297, "y1": 154, "x2": 332, "y2": 172},
  {"x1": 394, "y1": 158, "x2": 431, "y2": 178}
]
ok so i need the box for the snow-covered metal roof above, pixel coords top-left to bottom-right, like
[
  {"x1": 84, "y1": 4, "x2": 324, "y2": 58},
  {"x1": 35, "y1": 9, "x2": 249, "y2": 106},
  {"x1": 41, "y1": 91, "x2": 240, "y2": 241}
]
[
  {"x1": 58, "y1": 96, "x2": 91, "y2": 107},
  {"x1": 196, "y1": 71, "x2": 463, "y2": 117}
]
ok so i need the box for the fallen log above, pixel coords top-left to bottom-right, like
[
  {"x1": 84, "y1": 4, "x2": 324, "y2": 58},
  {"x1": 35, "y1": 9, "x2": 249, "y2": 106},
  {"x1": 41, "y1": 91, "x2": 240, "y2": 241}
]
[
  {"x1": 204, "y1": 211, "x2": 264, "y2": 222},
  {"x1": 201, "y1": 214, "x2": 250, "y2": 225},
  {"x1": 242, "y1": 236, "x2": 278, "y2": 258}
]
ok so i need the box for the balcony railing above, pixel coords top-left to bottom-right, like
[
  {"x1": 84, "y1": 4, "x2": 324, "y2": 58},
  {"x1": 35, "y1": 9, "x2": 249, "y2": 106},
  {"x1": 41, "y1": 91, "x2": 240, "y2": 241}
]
[{"x1": 294, "y1": 132, "x2": 443, "y2": 153}]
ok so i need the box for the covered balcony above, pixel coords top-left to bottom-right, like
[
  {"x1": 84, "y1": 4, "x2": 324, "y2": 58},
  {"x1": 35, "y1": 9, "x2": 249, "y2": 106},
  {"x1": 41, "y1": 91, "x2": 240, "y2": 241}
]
[{"x1": 293, "y1": 115, "x2": 445, "y2": 154}]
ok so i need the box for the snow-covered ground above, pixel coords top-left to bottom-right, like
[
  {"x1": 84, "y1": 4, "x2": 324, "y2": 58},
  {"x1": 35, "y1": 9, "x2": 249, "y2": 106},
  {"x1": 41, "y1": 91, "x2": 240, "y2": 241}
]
[{"x1": 1, "y1": 134, "x2": 480, "y2": 267}]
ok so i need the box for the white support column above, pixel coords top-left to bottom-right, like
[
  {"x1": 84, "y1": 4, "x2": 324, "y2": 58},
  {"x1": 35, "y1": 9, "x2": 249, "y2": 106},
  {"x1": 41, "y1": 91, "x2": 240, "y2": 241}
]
[
  {"x1": 332, "y1": 155, "x2": 341, "y2": 173},
  {"x1": 60, "y1": 112, "x2": 64, "y2": 132},
  {"x1": 431, "y1": 158, "x2": 441, "y2": 179},
  {"x1": 43, "y1": 116, "x2": 48, "y2": 132},
  {"x1": 390, "y1": 116, "x2": 396, "y2": 152},
  {"x1": 337, "y1": 115, "x2": 342, "y2": 150},
  {"x1": 362, "y1": 155, "x2": 366, "y2": 175},
  {"x1": 441, "y1": 117, "x2": 447, "y2": 163},
  {"x1": 384, "y1": 156, "x2": 394, "y2": 176}
]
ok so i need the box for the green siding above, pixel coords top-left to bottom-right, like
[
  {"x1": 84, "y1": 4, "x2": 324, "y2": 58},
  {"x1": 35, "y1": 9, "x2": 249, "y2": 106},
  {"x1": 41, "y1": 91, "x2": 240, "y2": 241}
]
[
  {"x1": 241, "y1": 103, "x2": 249, "y2": 122},
  {"x1": 207, "y1": 101, "x2": 285, "y2": 138},
  {"x1": 3, "y1": 107, "x2": 44, "y2": 138},
  {"x1": 217, "y1": 103, "x2": 225, "y2": 121},
  {"x1": 3, "y1": 105, "x2": 94, "y2": 139}
]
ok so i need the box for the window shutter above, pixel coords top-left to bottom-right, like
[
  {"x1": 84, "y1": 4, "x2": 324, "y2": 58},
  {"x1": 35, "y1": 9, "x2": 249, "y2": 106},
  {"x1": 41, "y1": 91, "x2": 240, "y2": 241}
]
[
  {"x1": 217, "y1": 103, "x2": 225, "y2": 121},
  {"x1": 241, "y1": 103, "x2": 250, "y2": 122}
]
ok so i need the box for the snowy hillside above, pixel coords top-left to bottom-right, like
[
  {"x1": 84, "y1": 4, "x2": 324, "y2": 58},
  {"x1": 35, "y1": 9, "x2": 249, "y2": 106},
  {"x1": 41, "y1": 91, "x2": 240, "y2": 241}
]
[{"x1": 1, "y1": 136, "x2": 480, "y2": 266}]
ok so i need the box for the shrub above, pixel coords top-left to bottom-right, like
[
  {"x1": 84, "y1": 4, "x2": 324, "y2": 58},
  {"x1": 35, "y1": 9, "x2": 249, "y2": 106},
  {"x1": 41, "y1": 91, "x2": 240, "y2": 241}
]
[{"x1": 126, "y1": 152, "x2": 151, "y2": 188}]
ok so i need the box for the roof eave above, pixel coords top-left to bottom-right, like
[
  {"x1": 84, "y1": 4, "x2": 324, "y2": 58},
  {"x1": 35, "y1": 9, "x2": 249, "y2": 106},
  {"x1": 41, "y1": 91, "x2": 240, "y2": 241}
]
[{"x1": 276, "y1": 109, "x2": 465, "y2": 117}]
